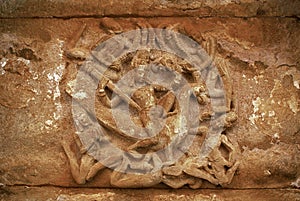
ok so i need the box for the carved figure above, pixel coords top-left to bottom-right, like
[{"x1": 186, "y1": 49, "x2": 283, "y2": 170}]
[
  {"x1": 183, "y1": 135, "x2": 240, "y2": 186},
  {"x1": 62, "y1": 24, "x2": 240, "y2": 188}
]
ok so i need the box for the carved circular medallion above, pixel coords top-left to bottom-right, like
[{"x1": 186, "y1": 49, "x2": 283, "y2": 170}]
[{"x1": 71, "y1": 28, "x2": 229, "y2": 176}]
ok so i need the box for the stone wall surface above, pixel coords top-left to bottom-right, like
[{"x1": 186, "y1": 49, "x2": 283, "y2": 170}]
[
  {"x1": 0, "y1": 1, "x2": 300, "y2": 200},
  {"x1": 1, "y1": 187, "x2": 300, "y2": 201},
  {"x1": 1, "y1": 0, "x2": 300, "y2": 18}
]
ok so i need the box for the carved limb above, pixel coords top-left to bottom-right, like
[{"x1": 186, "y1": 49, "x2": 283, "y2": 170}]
[
  {"x1": 110, "y1": 170, "x2": 162, "y2": 188},
  {"x1": 73, "y1": 133, "x2": 87, "y2": 154},
  {"x1": 61, "y1": 140, "x2": 95, "y2": 184},
  {"x1": 215, "y1": 57, "x2": 233, "y2": 111},
  {"x1": 208, "y1": 135, "x2": 240, "y2": 185},
  {"x1": 86, "y1": 162, "x2": 105, "y2": 181},
  {"x1": 99, "y1": 18, "x2": 123, "y2": 34},
  {"x1": 127, "y1": 138, "x2": 158, "y2": 151},
  {"x1": 62, "y1": 138, "x2": 121, "y2": 184},
  {"x1": 162, "y1": 165, "x2": 203, "y2": 189},
  {"x1": 219, "y1": 160, "x2": 240, "y2": 186},
  {"x1": 85, "y1": 151, "x2": 124, "y2": 181},
  {"x1": 203, "y1": 36, "x2": 216, "y2": 62},
  {"x1": 219, "y1": 134, "x2": 239, "y2": 163},
  {"x1": 98, "y1": 79, "x2": 141, "y2": 111},
  {"x1": 188, "y1": 179, "x2": 203, "y2": 189},
  {"x1": 162, "y1": 175, "x2": 199, "y2": 189},
  {"x1": 188, "y1": 126, "x2": 208, "y2": 136},
  {"x1": 157, "y1": 91, "x2": 177, "y2": 115},
  {"x1": 183, "y1": 134, "x2": 240, "y2": 186},
  {"x1": 184, "y1": 162, "x2": 219, "y2": 185}
]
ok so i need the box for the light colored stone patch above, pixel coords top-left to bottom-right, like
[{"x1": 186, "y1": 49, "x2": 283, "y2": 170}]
[
  {"x1": 55, "y1": 192, "x2": 221, "y2": 201},
  {"x1": 288, "y1": 95, "x2": 299, "y2": 114},
  {"x1": 44, "y1": 39, "x2": 65, "y2": 128},
  {"x1": 249, "y1": 97, "x2": 263, "y2": 126},
  {"x1": 286, "y1": 68, "x2": 300, "y2": 90}
]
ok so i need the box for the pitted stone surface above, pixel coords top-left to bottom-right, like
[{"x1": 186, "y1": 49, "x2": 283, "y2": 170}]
[{"x1": 0, "y1": 1, "x2": 300, "y2": 200}]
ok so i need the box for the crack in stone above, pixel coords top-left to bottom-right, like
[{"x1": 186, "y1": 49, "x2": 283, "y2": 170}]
[{"x1": 0, "y1": 15, "x2": 299, "y2": 20}]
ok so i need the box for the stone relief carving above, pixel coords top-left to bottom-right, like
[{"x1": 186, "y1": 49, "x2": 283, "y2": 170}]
[{"x1": 62, "y1": 21, "x2": 241, "y2": 188}]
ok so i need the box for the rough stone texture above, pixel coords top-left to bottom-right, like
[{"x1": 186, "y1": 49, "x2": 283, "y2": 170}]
[
  {"x1": 1, "y1": 187, "x2": 300, "y2": 201},
  {"x1": 1, "y1": 17, "x2": 299, "y2": 187},
  {"x1": 1, "y1": 0, "x2": 300, "y2": 18},
  {"x1": 0, "y1": 0, "x2": 300, "y2": 200}
]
